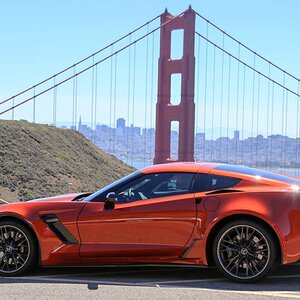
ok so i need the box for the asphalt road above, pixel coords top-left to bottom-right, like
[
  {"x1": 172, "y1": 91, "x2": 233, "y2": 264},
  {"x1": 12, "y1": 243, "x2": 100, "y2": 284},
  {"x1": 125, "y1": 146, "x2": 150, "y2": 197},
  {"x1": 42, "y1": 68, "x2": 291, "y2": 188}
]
[{"x1": 1, "y1": 263, "x2": 300, "y2": 299}]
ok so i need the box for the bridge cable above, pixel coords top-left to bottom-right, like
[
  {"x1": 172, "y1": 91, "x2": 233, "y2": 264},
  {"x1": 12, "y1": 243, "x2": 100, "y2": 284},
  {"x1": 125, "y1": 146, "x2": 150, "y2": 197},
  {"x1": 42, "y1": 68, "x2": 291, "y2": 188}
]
[
  {"x1": 126, "y1": 34, "x2": 132, "y2": 163},
  {"x1": 0, "y1": 14, "x2": 161, "y2": 107},
  {"x1": 226, "y1": 56, "x2": 231, "y2": 163},
  {"x1": 94, "y1": 64, "x2": 98, "y2": 132},
  {"x1": 33, "y1": 87, "x2": 36, "y2": 123},
  {"x1": 297, "y1": 82, "x2": 300, "y2": 176},
  {"x1": 255, "y1": 74, "x2": 261, "y2": 168},
  {"x1": 131, "y1": 43, "x2": 137, "y2": 166},
  {"x1": 234, "y1": 44, "x2": 241, "y2": 164},
  {"x1": 250, "y1": 54, "x2": 256, "y2": 167},
  {"x1": 72, "y1": 67, "x2": 76, "y2": 128},
  {"x1": 194, "y1": 32, "x2": 300, "y2": 98},
  {"x1": 143, "y1": 24, "x2": 149, "y2": 167},
  {"x1": 74, "y1": 76, "x2": 78, "y2": 130},
  {"x1": 219, "y1": 33, "x2": 225, "y2": 161},
  {"x1": 149, "y1": 31, "x2": 155, "y2": 161},
  {"x1": 266, "y1": 63, "x2": 271, "y2": 169},
  {"x1": 0, "y1": 11, "x2": 185, "y2": 116},
  {"x1": 211, "y1": 46, "x2": 216, "y2": 162},
  {"x1": 241, "y1": 64, "x2": 246, "y2": 164},
  {"x1": 12, "y1": 97, "x2": 15, "y2": 120},
  {"x1": 113, "y1": 53, "x2": 118, "y2": 154},
  {"x1": 203, "y1": 21, "x2": 209, "y2": 161},
  {"x1": 53, "y1": 77, "x2": 57, "y2": 126},
  {"x1": 91, "y1": 56, "x2": 95, "y2": 133},
  {"x1": 281, "y1": 73, "x2": 286, "y2": 170},
  {"x1": 270, "y1": 81, "x2": 275, "y2": 168},
  {"x1": 195, "y1": 12, "x2": 300, "y2": 83},
  {"x1": 284, "y1": 90, "x2": 289, "y2": 172},
  {"x1": 109, "y1": 45, "x2": 114, "y2": 152},
  {"x1": 195, "y1": 34, "x2": 201, "y2": 161}
]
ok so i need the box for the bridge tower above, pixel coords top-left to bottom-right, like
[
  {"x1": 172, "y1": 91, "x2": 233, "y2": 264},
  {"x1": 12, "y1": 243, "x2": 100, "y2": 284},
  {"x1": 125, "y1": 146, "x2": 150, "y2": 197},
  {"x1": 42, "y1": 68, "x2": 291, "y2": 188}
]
[{"x1": 154, "y1": 6, "x2": 196, "y2": 164}]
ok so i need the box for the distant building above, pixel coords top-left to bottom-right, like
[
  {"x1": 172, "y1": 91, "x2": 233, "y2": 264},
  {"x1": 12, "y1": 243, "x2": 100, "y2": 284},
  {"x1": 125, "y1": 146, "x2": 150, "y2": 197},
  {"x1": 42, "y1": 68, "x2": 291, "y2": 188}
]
[
  {"x1": 196, "y1": 132, "x2": 205, "y2": 141},
  {"x1": 116, "y1": 118, "x2": 125, "y2": 129},
  {"x1": 234, "y1": 130, "x2": 240, "y2": 140}
]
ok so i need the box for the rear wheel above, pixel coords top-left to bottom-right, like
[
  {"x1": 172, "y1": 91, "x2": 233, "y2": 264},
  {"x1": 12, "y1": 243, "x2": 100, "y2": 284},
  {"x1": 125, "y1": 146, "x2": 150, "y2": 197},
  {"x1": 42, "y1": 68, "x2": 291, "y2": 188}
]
[
  {"x1": 0, "y1": 220, "x2": 37, "y2": 276},
  {"x1": 213, "y1": 219, "x2": 278, "y2": 283}
]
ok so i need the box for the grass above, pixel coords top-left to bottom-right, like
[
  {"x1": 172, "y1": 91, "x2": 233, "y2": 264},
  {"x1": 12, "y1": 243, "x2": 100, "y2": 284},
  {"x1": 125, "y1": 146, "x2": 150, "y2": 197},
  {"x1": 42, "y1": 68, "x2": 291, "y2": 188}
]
[{"x1": 0, "y1": 120, "x2": 135, "y2": 202}]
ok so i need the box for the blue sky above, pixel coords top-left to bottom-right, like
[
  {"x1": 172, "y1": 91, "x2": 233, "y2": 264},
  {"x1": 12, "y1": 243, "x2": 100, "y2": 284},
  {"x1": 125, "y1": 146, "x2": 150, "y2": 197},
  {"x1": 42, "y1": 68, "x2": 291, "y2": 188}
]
[{"x1": 1, "y1": 1, "x2": 300, "y2": 135}]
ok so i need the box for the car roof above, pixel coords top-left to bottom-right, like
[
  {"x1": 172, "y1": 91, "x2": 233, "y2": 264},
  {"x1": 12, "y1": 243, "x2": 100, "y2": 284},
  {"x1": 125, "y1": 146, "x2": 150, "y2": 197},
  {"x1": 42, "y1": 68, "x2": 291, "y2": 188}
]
[
  {"x1": 141, "y1": 162, "x2": 300, "y2": 188},
  {"x1": 141, "y1": 162, "x2": 221, "y2": 174}
]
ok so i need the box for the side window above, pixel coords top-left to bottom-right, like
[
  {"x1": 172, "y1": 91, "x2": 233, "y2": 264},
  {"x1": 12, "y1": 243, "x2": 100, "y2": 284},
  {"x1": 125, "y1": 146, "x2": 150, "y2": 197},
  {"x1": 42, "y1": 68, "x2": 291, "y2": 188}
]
[
  {"x1": 115, "y1": 172, "x2": 195, "y2": 203},
  {"x1": 193, "y1": 174, "x2": 241, "y2": 193}
]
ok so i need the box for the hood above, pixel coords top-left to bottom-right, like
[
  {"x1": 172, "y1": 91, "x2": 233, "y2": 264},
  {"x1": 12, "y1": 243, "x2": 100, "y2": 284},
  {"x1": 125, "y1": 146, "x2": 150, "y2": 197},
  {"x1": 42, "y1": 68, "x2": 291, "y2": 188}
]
[{"x1": 27, "y1": 192, "x2": 92, "y2": 203}]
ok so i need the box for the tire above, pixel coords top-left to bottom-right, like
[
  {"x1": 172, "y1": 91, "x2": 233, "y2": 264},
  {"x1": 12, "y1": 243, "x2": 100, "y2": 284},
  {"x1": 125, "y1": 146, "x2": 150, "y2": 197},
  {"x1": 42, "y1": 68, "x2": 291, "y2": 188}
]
[
  {"x1": 212, "y1": 219, "x2": 278, "y2": 283},
  {"x1": 0, "y1": 220, "x2": 38, "y2": 276}
]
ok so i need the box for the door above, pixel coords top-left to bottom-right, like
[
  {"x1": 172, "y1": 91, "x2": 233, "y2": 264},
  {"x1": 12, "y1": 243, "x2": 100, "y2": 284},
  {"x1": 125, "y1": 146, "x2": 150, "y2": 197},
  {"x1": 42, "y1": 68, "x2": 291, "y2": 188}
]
[{"x1": 78, "y1": 172, "x2": 197, "y2": 259}]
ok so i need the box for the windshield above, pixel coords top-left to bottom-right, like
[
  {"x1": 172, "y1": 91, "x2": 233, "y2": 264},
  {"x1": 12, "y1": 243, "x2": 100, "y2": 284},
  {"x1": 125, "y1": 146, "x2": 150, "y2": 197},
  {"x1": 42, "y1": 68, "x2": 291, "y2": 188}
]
[
  {"x1": 216, "y1": 165, "x2": 300, "y2": 185},
  {"x1": 83, "y1": 170, "x2": 141, "y2": 202}
]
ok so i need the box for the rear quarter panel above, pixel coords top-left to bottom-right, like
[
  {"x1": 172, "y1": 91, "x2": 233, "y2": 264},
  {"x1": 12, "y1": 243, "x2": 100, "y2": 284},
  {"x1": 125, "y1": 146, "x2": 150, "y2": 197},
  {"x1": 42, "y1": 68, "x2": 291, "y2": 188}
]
[{"x1": 194, "y1": 190, "x2": 295, "y2": 265}]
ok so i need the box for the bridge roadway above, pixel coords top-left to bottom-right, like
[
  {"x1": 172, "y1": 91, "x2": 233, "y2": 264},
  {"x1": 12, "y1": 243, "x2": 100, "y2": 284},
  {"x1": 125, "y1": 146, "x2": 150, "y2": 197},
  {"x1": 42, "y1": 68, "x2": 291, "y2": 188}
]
[{"x1": 1, "y1": 264, "x2": 300, "y2": 299}]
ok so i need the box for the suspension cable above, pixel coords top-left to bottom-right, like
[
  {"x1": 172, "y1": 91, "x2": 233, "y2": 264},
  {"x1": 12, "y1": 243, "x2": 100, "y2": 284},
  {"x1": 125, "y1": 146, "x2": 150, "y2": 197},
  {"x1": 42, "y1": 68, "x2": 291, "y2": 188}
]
[
  {"x1": 211, "y1": 46, "x2": 216, "y2": 162},
  {"x1": 113, "y1": 53, "x2": 118, "y2": 154},
  {"x1": 195, "y1": 32, "x2": 300, "y2": 99},
  {"x1": 203, "y1": 21, "x2": 209, "y2": 161},
  {"x1": 266, "y1": 63, "x2": 271, "y2": 169},
  {"x1": 12, "y1": 97, "x2": 15, "y2": 120},
  {"x1": 0, "y1": 13, "x2": 162, "y2": 106},
  {"x1": 195, "y1": 34, "x2": 201, "y2": 161},
  {"x1": 255, "y1": 74, "x2": 260, "y2": 168},
  {"x1": 1, "y1": 11, "x2": 185, "y2": 117},
  {"x1": 126, "y1": 34, "x2": 132, "y2": 163},
  {"x1": 250, "y1": 54, "x2": 256, "y2": 167},
  {"x1": 91, "y1": 56, "x2": 95, "y2": 132},
  {"x1": 149, "y1": 30, "x2": 155, "y2": 161},
  {"x1": 281, "y1": 73, "x2": 286, "y2": 169},
  {"x1": 219, "y1": 33, "x2": 225, "y2": 161},
  {"x1": 234, "y1": 44, "x2": 240, "y2": 164},
  {"x1": 109, "y1": 45, "x2": 114, "y2": 152},
  {"x1": 131, "y1": 43, "x2": 137, "y2": 166},
  {"x1": 33, "y1": 87, "x2": 36, "y2": 123},
  {"x1": 241, "y1": 64, "x2": 246, "y2": 164},
  {"x1": 53, "y1": 77, "x2": 57, "y2": 126},
  {"x1": 270, "y1": 81, "x2": 275, "y2": 167},
  {"x1": 297, "y1": 82, "x2": 300, "y2": 175},
  {"x1": 226, "y1": 56, "x2": 231, "y2": 163},
  {"x1": 195, "y1": 12, "x2": 300, "y2": 83},
  {"x1": 143, "y1": 24, "x2": 149, "y2": 166},
  {"x1": 94, "y1": 65, "x2": 98, "y2": 131}
]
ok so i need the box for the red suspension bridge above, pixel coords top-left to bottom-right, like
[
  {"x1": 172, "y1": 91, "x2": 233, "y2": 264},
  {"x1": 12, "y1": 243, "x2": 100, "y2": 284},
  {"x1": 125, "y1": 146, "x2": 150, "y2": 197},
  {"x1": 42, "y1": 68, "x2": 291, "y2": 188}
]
[{"x1": 1, "y1": 6, "x2": 300, "y2": 174}]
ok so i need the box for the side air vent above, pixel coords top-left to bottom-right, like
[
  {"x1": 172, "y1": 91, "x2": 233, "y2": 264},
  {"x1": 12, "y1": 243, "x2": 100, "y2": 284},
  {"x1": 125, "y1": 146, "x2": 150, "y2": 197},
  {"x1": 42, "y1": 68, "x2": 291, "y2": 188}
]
[
  {"x1": 205, "y1": 189, "x2": 243, "y2": 195},
  {"x1": 40, "y1": 214, "x2": 78, "y2": 244}
]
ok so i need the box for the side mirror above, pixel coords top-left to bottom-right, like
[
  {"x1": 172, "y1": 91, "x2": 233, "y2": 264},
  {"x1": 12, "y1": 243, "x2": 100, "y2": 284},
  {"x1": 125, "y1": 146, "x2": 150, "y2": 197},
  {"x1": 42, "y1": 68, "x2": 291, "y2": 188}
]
[{"x1": 104, "y1": 192, "x2": 116, "y2": 210}]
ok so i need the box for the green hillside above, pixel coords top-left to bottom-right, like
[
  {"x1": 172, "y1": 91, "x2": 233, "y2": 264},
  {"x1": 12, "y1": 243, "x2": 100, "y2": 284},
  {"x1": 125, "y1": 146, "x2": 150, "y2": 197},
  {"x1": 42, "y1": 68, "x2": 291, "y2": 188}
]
[{"x1": 0, "y1": 120, "x2": 134, "y2": 202}]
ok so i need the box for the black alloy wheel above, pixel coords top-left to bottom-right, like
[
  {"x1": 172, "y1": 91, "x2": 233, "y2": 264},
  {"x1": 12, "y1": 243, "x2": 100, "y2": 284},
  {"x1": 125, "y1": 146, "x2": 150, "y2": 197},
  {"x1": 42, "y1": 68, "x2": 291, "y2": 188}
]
[
  {"x1": 0, "y1": 220, "x2": 37, "y2": 276},
  {"x1": 213, "y1": 219, "x2": 278, "y2": 283}
]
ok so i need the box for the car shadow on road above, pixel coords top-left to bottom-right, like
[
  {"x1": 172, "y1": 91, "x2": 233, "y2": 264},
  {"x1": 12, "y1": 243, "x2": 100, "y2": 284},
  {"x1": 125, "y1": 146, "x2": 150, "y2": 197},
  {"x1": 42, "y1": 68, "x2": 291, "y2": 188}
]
[{"x1": 0, "y1": 263, "x2": 299, "y2": 293}]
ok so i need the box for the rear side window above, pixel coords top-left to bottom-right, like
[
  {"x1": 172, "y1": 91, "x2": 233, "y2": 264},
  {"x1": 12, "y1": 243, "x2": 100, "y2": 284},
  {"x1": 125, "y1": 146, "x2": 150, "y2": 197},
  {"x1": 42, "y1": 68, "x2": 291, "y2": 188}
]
[
  {"x1": 216, "y1": 164, "x2": 300, "y2": 185},
  {"x1": 192, "y1": 174, "x2": 241, "y2": 193}
]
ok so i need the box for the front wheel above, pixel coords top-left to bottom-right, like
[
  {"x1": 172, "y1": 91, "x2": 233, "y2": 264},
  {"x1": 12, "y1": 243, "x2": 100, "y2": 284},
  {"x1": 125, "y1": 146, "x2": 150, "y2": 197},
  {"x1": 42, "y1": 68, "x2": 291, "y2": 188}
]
[
  {"x1": 213, "y1": 219, "x2": 278, "y2": 283},
  {"x1": 0, "y1": 220, "x2": 38, "y2": 276}
]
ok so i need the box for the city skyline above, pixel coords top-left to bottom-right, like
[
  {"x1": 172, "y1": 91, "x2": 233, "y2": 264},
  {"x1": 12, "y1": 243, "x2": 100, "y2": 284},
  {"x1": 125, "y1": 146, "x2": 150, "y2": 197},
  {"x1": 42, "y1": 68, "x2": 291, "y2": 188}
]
[
  {"x1": 72, "y1": 116, "x2": 298, "y2": 141},
  {"x1": 66, "y1": 116, "x2": 300, "y2": 173}
]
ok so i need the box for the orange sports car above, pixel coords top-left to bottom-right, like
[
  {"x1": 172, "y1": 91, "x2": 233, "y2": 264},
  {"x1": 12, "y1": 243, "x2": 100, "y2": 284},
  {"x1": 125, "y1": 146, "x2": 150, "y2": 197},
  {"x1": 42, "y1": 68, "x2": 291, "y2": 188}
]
[{"x1": 0, "y1": 162, "x2": 300, "y2": 283}]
